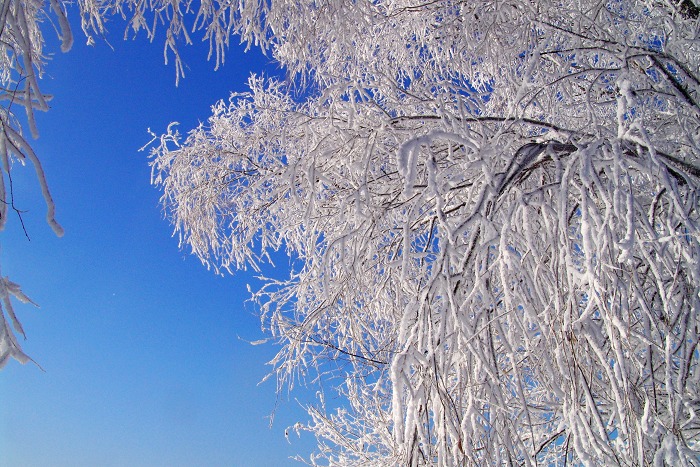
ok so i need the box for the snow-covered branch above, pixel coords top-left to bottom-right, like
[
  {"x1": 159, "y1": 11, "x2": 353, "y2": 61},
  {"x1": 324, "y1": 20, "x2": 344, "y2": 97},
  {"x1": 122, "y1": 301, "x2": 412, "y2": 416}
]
[{"x1": 152, "y1": 1, "x2": 700, "y2": 464}]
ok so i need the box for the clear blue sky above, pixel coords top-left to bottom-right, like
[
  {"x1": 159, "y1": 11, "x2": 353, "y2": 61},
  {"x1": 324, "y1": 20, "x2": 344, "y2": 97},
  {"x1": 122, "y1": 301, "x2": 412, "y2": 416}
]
[{"x1": 0, "y1": 12, "x2": 317, "y2": 467}]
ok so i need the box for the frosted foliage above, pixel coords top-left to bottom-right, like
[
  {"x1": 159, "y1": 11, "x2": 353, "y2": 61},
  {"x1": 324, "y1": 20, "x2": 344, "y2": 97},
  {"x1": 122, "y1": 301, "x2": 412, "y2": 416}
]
[{"x1": 150, "y1": 1, "x2": 700, "y2": 465}]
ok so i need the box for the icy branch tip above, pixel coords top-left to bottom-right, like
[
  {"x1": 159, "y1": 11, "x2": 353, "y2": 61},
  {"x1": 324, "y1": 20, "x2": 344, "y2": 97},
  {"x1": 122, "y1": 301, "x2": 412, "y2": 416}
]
[{"x1": 48, "y1": 218, "x2": 64, "y2": 237}]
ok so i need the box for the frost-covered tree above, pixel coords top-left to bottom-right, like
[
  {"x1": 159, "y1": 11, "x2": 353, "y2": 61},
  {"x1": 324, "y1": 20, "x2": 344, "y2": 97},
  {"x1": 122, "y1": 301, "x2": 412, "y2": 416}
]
[
  {"x1": 3, "y1": 0, "x2": 698, "y2": 464},
  {"x1": 149, "y1": 1, "x2": 700, "y2": 465}
]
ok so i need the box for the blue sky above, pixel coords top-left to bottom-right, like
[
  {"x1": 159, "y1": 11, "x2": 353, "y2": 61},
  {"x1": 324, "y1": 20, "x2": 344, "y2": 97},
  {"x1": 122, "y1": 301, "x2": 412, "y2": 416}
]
[{"x1": 0, "y1": 12, "x2": 317, "y2": 466}]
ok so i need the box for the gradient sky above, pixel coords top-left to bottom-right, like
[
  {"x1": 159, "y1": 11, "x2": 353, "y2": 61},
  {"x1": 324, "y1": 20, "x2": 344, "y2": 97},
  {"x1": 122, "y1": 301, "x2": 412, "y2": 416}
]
[{"x1": 0, "y1": 12, "x2": 318, "y2": 467}]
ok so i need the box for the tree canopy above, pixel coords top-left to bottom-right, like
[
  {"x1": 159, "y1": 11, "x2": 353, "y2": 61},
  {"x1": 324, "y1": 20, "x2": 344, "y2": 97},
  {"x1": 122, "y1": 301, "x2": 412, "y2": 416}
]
[{"x1": 3, "y1": 0, "x2": 700, "y2": 465}]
